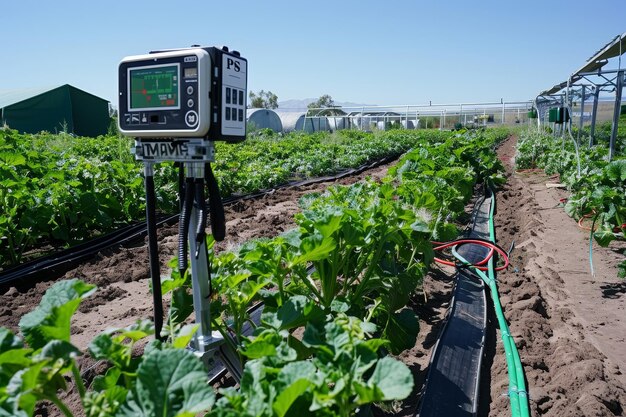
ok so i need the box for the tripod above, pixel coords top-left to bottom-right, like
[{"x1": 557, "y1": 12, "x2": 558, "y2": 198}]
[{"x1": 139, "y1": 138, "x2": 242, "y2": 381}]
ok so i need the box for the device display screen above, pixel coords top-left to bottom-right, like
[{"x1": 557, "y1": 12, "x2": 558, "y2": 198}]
[{"x1": 129, "y1": 64, "x2": 180, "y2": 110}]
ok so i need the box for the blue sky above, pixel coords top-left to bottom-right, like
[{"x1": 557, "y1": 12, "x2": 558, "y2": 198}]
[{"x1": 2, "y1": 0, "x2": 624, "y2": 107}]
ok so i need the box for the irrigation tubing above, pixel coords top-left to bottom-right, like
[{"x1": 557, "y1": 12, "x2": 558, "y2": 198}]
[
  {"x1": 449, "y1": 187, "x2": 530, "y2": 417},
  {"x1": 432, "y1": 237, "x2": 510, "y2": 271},
  {"x1": 0, "y1": 154, "x2": 397, "y2": 287}
]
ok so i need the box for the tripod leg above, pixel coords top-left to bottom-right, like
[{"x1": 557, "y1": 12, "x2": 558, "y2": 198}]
[{"x1": 144, "y1": 163, "x2": 164, "y2": 341}]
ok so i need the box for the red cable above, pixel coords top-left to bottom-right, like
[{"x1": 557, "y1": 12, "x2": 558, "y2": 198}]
[
  {"x1": 577, "y1": 210, "x2": 597, "y2": 231},
  {"x1": 432, "y1": 239, "x2": 510, "y2": 271}
]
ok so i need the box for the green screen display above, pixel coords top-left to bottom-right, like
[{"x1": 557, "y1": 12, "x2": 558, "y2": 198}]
[{"x1": 129, "y1": 64, "x2": 179, "y2": 110}]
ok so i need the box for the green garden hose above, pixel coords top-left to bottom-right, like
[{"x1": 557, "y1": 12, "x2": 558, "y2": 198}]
[{"x1": 451, "y1": 190, "x2": 530, "y2": 417}]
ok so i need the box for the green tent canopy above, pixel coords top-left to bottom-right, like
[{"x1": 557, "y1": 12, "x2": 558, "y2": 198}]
[{"x1": 0, "y1": 84, "x2": 110, "y2": 137}]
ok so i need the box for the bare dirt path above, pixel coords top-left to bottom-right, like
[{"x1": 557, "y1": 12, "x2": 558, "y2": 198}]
[{"x1": 487, "y1": 136, "x2": 626, "y2": 416}]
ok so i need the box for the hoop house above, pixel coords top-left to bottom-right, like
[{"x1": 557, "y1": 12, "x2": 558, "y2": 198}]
[{"x1": 246, "y1": 109, "x2": 283, "y2": 132}]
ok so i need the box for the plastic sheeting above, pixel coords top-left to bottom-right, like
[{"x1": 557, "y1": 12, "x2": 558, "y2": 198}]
[{"x1": 246, "y1": 108, "x2": 283, "y2": 132}]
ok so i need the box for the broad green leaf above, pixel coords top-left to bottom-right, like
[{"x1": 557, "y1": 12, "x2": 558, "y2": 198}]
[
  {"x1": 302, "y1": 323, "x2": 333, "y2": 357},
  {"x1": 241, "y1": 340, "x2": 277, "y2": 359},
  {"x1": 88, "y1": 333, "x2": 128, "y2": 368},
  {"x1": 273, "y1": 379, "x2": 311, "y2": 417},
  {"x1": 19, "y1": 279, "x2": 96, "y2": 349},
  {"x1": 361, "y1": 338, "x2": 389, "y2": 353},
  {"x1": 368, "y1": 356, "x2": 413, "y2": 400},
  {"x1": 169, "y1": 287, "x2": 194, "y2": 327},
  {"x1": 276, "y1": 360, "x2": 316, "y2": 387},
  {"x1": 34, "y1": 340, "x2": 80, "y2": 363},
  {"x1": 116, "y1": 348, "x2": 215, "y2": 417},
  {"x1": 272, "y1": 362, "x2": 318, "y2": 416},
  {"x1": 92, "y1": 367, "x2": 123, "y2": 391},
  {"x1": 239, "y1": 360, "x2": 270, "y2": 416},
  {"x1": 410, "y1": 218, "x2": 431, "y2": 233},
  {"x1": 160, "y1": 272, "x2": 188, "y2": 295},
  {"x1": 281, "y1": 229, "x2": 302, "y2": 249},
  {"x1": 226, "y1": 272, "x2": 254, "y2": 289},
  {"x1": 0, "y1": 397, "x2": 29, "y2": 417},
  {"x1": 564, "y1": 199, "x2": 581, "y2": 218},
  {"x1": 315, "y1": 211, "x2": 343, "y2": 238},
  {"x1": 84, "y1": 385, "x2": 128, "y2": 417},
  {"x1": 384, "y1": 309, "x2": 420, "y2": 355},
  {"x1": 354, "y1": 381, "x2": 384, "y2": 404},
  {"x1": 6, "y1": 363, "x2": 47, "y2": 416},
  {"x1": 0, "y1": 328, "x2": 23, "y2": 353},
  {"x1": 605, "y1": 159, "x2": 626, "y2": 182},
  {"x1": 293, "y1": 234, "x2": 336, "y2": 264},
  {"x1": 274, "y1": 295, "x2": 324, "y2": 330},
  {"x1": 286, "y1": 334, "x2": 315, "y2": 361},
  {"x1": 0, "y1": 152, "x2": 26, "y2": 167},
  {"x1": 593, "y1": 225, "x2": 616, "y2": 247},
  {"x1": 0, "y1": 348, "x2": 32, "y2": 368},
  {"x1": 112, "y1": 320, "x2": 154, "y2": 343},
  {"x1": 330, "y1": 299, "x2": 349, "y2": 313},
  {"x1": 325, "y1": 321, "x2": 350, "y2": 353},
  {"x1": 352, "y1": 343, "x2": 379, "y2": 377},
  {"x1": 359, "y1": 320, "x2": 376, "y2": 335},
  {"x1": 432, "y1": 222, "x2": 458, "y2": 242},
  {"x1": 171, "y1": 324, "x2": 199, "y2": 349},
  {"x1": 275, "y1": 340, "x2": 298, "y2": 362}
]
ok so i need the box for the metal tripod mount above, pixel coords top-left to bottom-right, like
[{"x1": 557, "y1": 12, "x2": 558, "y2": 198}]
[
  {"x1": 120, "y1": 45, "x2": 248, "y2": 382},
  {"x1": 135, "y1": 137, "x2": 242, "y2": 381}
]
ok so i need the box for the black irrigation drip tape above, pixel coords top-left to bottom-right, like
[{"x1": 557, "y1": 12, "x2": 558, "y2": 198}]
[
  {"x1": 221, "y1": 154, "x2": 398, "y2": 204},
  {"x1": 416, "y1": 191, "x2": 491, "y2": 417},
  {"x1": 0, "y1": 216, "x2": 177, "y2": 287},
  {"x1": 0, "y1": 155, "x2": 398, "y2": 287}
]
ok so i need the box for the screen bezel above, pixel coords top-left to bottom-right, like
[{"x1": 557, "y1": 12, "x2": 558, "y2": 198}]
[{"x1": 127, "y1": 63, "x2": 181, "y2": 112}]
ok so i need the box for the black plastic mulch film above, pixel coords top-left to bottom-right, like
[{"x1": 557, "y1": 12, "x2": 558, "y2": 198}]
[{"x1": 417, "y1": 193, "x2": 492, "y2": 417}]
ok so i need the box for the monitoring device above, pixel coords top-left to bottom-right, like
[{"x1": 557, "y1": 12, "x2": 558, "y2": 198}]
[
  {"x1": 119, "y1": 46, "x2": 249, "y2": 379},
  {"x1": 118, "y1": 46, "x2": 247, "y2": 142}
]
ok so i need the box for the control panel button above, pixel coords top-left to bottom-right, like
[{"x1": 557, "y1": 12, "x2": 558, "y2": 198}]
[
  {"x1": 185, "y1": 111, "x2": 199, "y2": 127},
  {"x1": 187, "y1": 86, "x2": 194, "y2": 95},
  {"x1": 187, "y1": 99, "x2": 194, "y2": 108}
]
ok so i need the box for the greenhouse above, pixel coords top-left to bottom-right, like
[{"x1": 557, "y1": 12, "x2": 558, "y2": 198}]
[
  {"x1": 0, "y1": 84, "x2": 110, "y2": 137},
  {"x1": 246, "y1": 108, "x2": 283, "y2": 132}
]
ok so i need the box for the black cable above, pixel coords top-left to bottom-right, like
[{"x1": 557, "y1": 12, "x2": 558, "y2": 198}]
[
  {"x1": 194, "y1": 178, "x2": 207, "y2": 258},
  {"x1": 177, "y1": 163, "x2": 185, "y2": 212},
  {"x1": 144, "y1": 172, "x2": 164, "y2": 341},
  {"x1": 178, "y1": 177, "x2": 195, "y2": 276},
  {"x1": 205, "y1": 162, "x2": 226, "y2": 241}
]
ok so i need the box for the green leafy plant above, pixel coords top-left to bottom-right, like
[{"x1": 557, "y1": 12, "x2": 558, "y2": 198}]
[
  {"x1": 1, "y1": 127, "x2": 510, "y2": 416},
  {"x1": 516, "y1": 129, "x2": 625, "y2": 277},
  {"x1": 210, "y1": 128, "x2": 508, "y2": 355},
  {"x1": 0, "y1": 279, "x2": 213, "y2": 417},
  {"x1": 0, "y1": 128, "x2": 446, "y2": 268},
  {"x1": 214, "y1": 310, "x2": 413, "y2": 417}
]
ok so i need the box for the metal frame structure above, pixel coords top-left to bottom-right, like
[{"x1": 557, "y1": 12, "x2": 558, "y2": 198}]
[
  {"x1": 296, "y1": 100, "x2": 534, "y2": 132},
  {"x1": 535, "y1": 32, "x2": 625, "y2": 160}
]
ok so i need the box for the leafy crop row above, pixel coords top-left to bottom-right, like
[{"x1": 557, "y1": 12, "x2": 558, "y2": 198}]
[
  {"x1": 0, "y1": 128, "x2": 508, "y2": 416},
  {"x1": 0, "y1": 128, "x2": 450, "y2": 268},
  {"x1": 0, "y1": 131, "x2": 146, "y2": 267},
  {"x1": 516, "y1": 126, "x2": 626, "y2": 277}
]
